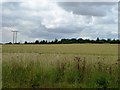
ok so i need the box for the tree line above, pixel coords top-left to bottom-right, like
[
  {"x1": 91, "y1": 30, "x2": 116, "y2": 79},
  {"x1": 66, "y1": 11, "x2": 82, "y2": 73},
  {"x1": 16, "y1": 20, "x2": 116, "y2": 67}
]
[{"x1": 22, "y1": 38, "x2": 120, "y2": 44}]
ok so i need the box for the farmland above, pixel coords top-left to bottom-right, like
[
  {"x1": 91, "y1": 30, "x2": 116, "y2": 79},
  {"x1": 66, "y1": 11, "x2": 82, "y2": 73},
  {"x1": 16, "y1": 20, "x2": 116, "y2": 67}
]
[{"x1": 2, "y1": 44, "x2": 119, "y2": 88}]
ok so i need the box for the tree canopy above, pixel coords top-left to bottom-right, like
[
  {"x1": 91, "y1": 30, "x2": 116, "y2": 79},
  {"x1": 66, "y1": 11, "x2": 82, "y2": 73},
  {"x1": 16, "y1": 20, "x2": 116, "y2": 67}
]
[{"x1": 24, "y1": 38, "x2": 120, "y2": 44}]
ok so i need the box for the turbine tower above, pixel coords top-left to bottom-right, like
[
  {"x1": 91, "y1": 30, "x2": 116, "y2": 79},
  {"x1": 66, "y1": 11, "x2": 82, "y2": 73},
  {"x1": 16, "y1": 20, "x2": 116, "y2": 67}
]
[{"x1": 11, "y1": 30, "x2": 18, "y2": 44}]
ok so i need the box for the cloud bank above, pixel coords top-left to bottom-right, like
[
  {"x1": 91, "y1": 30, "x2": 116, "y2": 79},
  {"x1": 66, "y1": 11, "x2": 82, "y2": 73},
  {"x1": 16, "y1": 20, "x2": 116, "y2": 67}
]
[{"x1": 1, "y1": 1, "x2": 118, "y2": 43}]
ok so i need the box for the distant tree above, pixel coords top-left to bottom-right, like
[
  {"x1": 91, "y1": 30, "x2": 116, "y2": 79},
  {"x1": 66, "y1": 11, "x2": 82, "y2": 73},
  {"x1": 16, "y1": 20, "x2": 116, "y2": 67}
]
[
  {"x1": 22, "y1": 37, "x2": 120, "y2": 44},
  {"x1": 54, "y1": 39, "x2": 58, "y2": 44},
  {"x1": 117, "y1": 39, "x2": 120, "y2": 44},
  {"x1": 51, "y1": 40, "x2": 54, "y2": 44},
  {"x1": 61, "y1": 39, "x2": 71, "y2": 44},
  {"x1": 96, "y1": 37, "x2": 100, "y2": 43},
  {"x1": 107, "y1": 38, "x2": 111, "y2": 43},
  {"x1": 35, "y1": 40, "x2": 39, "y2": 44},
  {"x1": 40, "y1": 40, "x2": 46, "y2": 44},
  {"x1": 99, "y1": 39, "x2": 106, "y2": 44},
  {"x1": 8, "y1": 42, "x2": 12, "y2": 44},
  {"x1": 110, "y1": 39, "x2": 115, "y2": 44},
  {"x1": 71, "y1": 38, "x2": 77, "y2": 43},
  {"x1": 84, "y1": 39, "x2": 90, "y2": 43},
  {"x1": 5, "y1": 42, "x2": 12, "y2": 44},
  {"x1": 91, "y1": 40, "x2": 95, "y2": 43},
  {"x1": 78, "y1": 38, "x2": 84, "y2": 43},
  {"x1": 24, "y1": 41, "x2": 27, "y2": 44}
]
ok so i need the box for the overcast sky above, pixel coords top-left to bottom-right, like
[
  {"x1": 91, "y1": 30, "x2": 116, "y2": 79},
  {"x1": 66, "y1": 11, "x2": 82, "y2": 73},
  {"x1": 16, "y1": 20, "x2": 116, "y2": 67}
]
[{"x1": 1, "y1": 1, "x2": 118, "y2": 43}]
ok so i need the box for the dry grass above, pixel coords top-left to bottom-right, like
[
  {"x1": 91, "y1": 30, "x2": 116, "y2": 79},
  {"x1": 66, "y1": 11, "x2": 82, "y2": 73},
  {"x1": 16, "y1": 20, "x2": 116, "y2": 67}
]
[
  {"x1": 2, "y1": 44, "x2": 118, "y2": 55},
  {"x1": 2, "y1": 44, "x2": 119, "y2": 88}
]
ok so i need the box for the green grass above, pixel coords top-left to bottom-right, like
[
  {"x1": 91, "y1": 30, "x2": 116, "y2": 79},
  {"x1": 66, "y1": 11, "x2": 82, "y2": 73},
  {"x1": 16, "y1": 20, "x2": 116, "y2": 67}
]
[{"x1": 2, "y1": 44, "x2": 119, "y2": 88}]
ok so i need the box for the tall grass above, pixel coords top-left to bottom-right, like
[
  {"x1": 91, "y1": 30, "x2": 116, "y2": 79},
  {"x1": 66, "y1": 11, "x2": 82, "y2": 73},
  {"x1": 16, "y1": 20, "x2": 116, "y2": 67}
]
[
  {"x1": 2, "y1": 53, "x2": 118, "y2": 88},
  {"x1": 2, "y1": 44, "x2": 118, "y2": 88}
]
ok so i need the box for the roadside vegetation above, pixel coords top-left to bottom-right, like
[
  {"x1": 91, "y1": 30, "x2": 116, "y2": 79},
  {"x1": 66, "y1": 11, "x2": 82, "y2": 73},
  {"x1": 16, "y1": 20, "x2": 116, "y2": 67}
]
[{"x1": 2, "y1": 44, "x2": 119, "y2": 88}]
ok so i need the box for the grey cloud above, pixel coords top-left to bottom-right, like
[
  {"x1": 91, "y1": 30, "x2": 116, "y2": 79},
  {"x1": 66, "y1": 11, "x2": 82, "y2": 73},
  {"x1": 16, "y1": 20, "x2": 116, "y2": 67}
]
[
  {"x1": 2, "y1": 2, "x2": 85, "y2": 40},
  {"x1": 2, "y1": 2, "x2": 42, "y2": 27},
  {"x1": 46, "y1": 25, "x2": 84, "y2": 34},
  {"x1": 2, "y1": 2, "x2": 22, "y2": 10},
  {"x1": 26, "y1": 24, "x2": 84, "y2": 40},
  {"x1": 80, "y1": 26, "x2": 118, "y2": 39},
  {"x1": 58, "y1": 2, "x2": 116, "y2": 16},
  {"x1": 1, "y1": 2, "x2": 118, "y2": 43},
  {"x1": 27, "y1": 27, "x2": 63, "y2": 40}
]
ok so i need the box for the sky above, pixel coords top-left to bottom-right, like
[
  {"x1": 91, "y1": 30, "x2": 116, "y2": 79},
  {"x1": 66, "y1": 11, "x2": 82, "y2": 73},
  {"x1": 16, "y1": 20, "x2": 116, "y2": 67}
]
[{"x1": 0, "y1": 0, "x2": 119, "y2": 43}]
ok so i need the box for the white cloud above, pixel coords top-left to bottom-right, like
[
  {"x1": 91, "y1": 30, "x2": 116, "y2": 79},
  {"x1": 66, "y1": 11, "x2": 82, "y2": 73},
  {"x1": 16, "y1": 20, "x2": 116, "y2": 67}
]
[{"x1": 1, "y1": 1, "x2": 118, "y2": 43}]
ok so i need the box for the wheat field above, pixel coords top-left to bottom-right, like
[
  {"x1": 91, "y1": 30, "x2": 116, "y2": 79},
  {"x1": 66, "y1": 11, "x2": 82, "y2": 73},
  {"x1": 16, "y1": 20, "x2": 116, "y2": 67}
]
[{"x1": 2, "y1": 44, "x2": 119, "y2": 88}]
